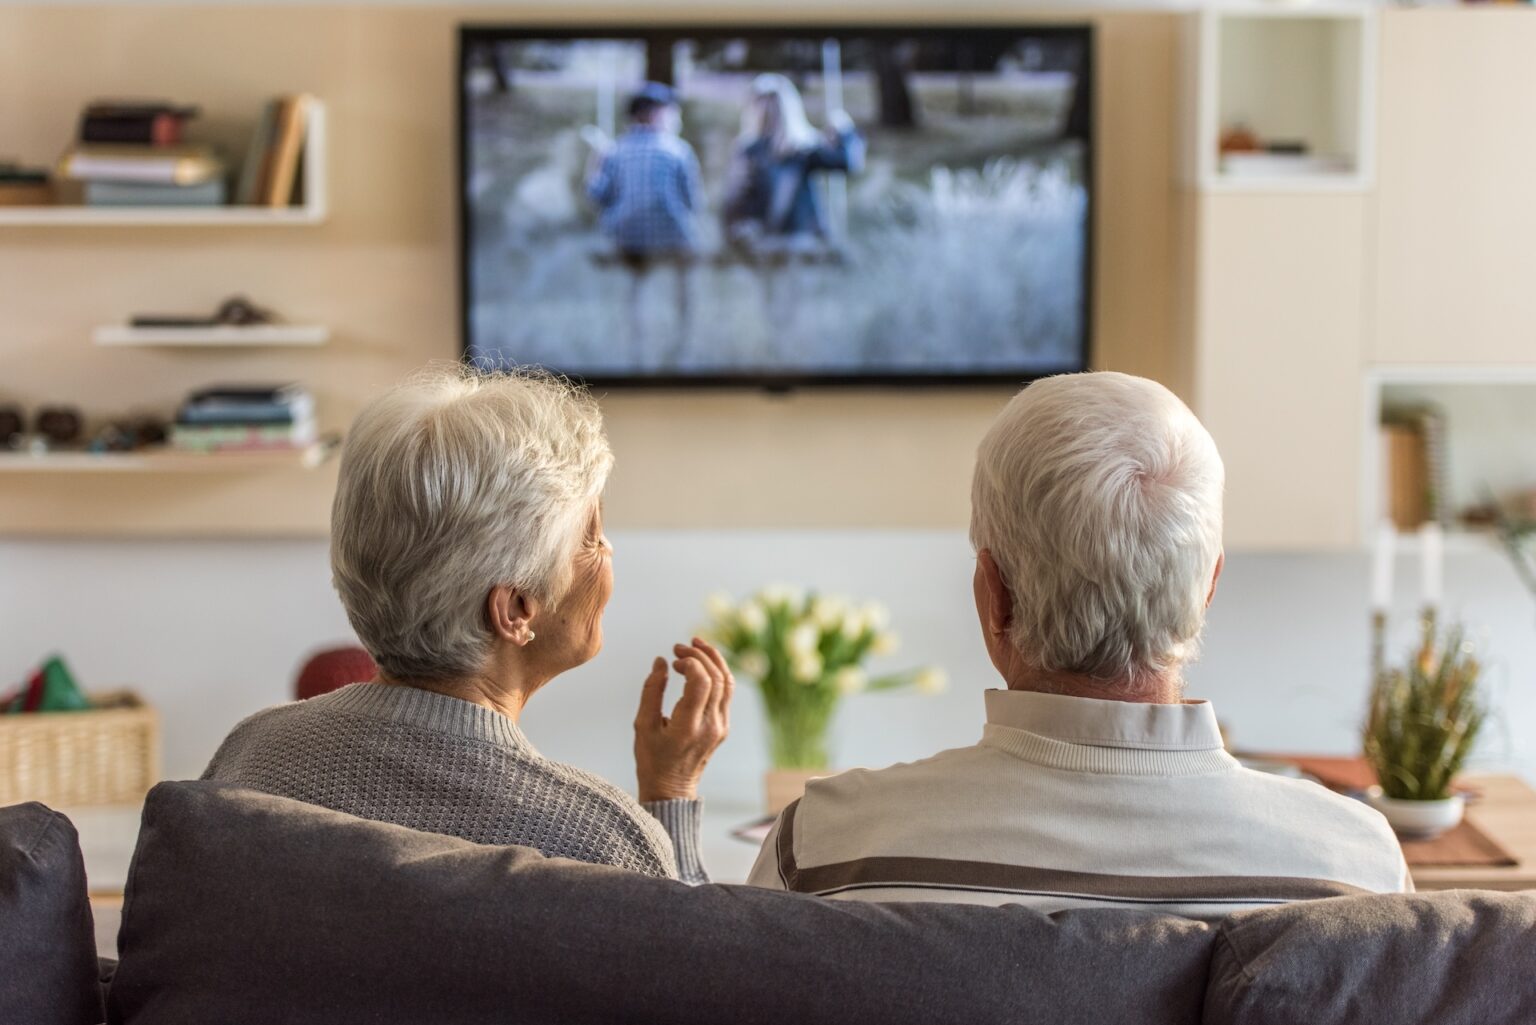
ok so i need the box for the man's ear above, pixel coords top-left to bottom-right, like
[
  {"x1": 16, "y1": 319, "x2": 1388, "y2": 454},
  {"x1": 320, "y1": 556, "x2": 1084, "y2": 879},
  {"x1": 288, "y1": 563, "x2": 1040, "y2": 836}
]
[
  {"x1": 977, "y1": 549, "x2": 1015, "y2": 638},
  {"x1": 1205, "y1": 551, "x2": 1225, "y2": 609},
  {"x1": 487, "y1": 586, "x2": 539, "y2": 647}
]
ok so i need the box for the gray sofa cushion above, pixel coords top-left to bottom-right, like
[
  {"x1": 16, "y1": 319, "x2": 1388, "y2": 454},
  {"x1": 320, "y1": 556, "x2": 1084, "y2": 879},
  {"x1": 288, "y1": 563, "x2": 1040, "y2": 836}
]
[
  {"x1": 1204, "y1": 890, "x2": 1536, "y2": 1025},
  {"x1": 108, "y1": 781, "x2": 1215, "y2": 1025},
  {"x1": 0, "y1": 801, "x2": 105, "y2": 1025}
]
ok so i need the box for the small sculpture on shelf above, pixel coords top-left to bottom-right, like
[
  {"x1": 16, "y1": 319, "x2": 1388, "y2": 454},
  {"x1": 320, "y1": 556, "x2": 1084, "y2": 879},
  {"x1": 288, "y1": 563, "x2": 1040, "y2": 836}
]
[{"x1": 129, "y1": 294, "x2": 275, "y2": 329}]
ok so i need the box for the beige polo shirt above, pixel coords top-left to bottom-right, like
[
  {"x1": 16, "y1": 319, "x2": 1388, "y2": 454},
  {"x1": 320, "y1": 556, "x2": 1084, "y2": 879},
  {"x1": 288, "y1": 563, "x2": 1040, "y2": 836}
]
[{"x1": 747, "y1": 689, "x2": 1410, "y2": 917}]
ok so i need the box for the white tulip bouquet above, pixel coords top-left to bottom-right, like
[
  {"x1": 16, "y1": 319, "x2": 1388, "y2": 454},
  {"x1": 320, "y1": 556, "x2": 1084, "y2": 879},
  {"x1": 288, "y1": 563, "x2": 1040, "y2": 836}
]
[{"x1": 703, "y1": 585, "x2": 946, "y2": 770}]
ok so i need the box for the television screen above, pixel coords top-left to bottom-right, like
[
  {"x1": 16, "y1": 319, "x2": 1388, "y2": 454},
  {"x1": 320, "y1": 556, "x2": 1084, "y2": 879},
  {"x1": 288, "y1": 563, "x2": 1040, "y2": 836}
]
[{"x1": 460, "y1": 26, "x2": 1092, "y2": 386}]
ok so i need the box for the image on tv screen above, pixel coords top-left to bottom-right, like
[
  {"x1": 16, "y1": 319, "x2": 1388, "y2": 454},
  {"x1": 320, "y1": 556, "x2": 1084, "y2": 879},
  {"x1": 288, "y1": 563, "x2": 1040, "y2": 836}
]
[{"x1": 461, "y1": 27, "x2": 1092, "y2": 384}]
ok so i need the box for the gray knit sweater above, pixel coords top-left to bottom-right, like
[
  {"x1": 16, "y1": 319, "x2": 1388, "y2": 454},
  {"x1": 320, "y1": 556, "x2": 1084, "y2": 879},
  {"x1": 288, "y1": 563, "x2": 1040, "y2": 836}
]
[{"x1": 201, "y1": 683, "x2": 707, "y2": 883}]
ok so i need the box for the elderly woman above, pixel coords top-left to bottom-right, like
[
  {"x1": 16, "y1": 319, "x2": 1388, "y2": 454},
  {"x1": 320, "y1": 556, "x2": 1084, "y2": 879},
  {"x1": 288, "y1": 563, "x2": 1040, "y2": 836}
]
[{"x1": 204, "y1": 368, "x2": 732, "y2": 883}]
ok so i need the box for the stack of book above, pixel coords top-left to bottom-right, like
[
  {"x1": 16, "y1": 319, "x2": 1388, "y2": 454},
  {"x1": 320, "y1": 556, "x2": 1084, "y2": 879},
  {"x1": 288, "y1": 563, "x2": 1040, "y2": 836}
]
[
  {"x1": 57, "y1": 101, "x2": 226, "y2": 207},
  {"x1": 171, "y1": 384, "x2": 317, "y2": 453}
]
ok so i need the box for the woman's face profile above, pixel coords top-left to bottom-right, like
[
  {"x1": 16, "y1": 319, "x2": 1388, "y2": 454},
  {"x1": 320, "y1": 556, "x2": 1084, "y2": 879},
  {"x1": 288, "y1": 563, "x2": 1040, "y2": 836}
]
[{"x1": 546, "y1": 502, "x2": 614, "y2": 671}]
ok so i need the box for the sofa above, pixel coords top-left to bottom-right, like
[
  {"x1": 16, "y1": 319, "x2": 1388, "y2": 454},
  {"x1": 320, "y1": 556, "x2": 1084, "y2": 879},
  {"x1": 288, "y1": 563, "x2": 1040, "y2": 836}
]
[{"x1": 5, "y1": 782, "x2": 1534, "y2": 1025}]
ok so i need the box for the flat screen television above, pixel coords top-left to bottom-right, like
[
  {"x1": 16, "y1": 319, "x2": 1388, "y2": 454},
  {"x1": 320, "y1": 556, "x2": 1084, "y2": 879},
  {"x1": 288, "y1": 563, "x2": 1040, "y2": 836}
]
[{"x1": 459, "y1": 25, "x2": 1093, "y2": 386}]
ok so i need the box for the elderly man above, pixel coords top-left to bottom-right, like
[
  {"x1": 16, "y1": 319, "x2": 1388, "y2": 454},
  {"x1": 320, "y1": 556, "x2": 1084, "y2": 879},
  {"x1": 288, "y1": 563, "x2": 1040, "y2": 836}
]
[
  {"x1": 747, "y1": 372, "x2": 1408, "y2": 916},
  {"x1": 585, "y1": 82, "x2": 702, "y2": 364}
]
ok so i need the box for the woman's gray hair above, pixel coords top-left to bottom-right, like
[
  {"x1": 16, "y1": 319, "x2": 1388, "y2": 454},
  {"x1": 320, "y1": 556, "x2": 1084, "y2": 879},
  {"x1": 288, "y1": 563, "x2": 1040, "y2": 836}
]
[
  {"x1": 331, "y1": 366, "x2": 613, "y2": 682},
  {"x1": 969, "y1": 372, "x2": 1224, "y2": 693}
]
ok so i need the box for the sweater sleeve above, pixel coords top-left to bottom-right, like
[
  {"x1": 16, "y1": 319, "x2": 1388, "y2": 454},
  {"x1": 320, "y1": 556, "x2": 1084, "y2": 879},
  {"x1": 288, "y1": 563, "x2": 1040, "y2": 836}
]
[{"x1": 641, "y1": 798, "x2": 708, "y2": 885}]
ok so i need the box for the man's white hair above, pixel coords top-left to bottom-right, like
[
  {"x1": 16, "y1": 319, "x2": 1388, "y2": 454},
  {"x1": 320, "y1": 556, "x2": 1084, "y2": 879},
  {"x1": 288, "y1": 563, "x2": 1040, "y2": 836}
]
[
  {"x1": 331, "y1": 366, "x2": 613, "y2": 682},
  {"x1": 969, "y1": 372, "x2": 1224, "y2": 692}
]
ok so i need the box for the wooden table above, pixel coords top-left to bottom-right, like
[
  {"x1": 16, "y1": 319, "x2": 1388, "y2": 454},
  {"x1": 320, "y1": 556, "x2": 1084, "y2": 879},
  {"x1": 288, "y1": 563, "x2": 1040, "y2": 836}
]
[{"x1": 1411, "y1": 775, "x2": 1536, "y2": 892}]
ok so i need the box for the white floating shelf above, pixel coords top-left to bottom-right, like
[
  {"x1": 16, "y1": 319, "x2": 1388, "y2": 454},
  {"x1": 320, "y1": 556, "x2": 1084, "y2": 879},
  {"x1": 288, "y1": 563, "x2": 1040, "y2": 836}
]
[
  {"x1": 0, "y1": 438, "x2": 338, "y2": 473},
  {"x1": 0, "y1": 101, "x2": 328, "y2": 228},
  {"x1": 0, "y1": 206, "x2": 324, "y2": 227},
  {"x1": 93, "y1": 324, "x2": 329, "y2": 347}
]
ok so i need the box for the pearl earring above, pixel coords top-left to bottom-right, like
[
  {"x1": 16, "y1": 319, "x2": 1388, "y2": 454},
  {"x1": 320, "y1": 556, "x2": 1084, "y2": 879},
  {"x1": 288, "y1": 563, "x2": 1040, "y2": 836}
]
[{"x1": 525, "y1": 631, "x2": 536, "y2": 643}]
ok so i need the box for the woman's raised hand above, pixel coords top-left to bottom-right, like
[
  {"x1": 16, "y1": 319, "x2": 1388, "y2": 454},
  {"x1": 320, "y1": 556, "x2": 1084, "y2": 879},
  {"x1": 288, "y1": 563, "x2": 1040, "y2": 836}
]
[{"x1": 634, "y1": 637, "x2": 733, "y2": 803}]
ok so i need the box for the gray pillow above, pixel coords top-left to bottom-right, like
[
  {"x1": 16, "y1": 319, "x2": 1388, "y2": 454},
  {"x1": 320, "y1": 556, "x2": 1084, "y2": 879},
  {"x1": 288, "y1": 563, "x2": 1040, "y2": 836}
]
[
  {"x1": 0, "y1": 801, "x2": 105, "y2": 1025},
  {"x1": 108, "y1": 781, "x2": 1215, "y2": 1025},
  {"x1": 1205, "y1": 890, "x2": 1536, "y2": 1025}
]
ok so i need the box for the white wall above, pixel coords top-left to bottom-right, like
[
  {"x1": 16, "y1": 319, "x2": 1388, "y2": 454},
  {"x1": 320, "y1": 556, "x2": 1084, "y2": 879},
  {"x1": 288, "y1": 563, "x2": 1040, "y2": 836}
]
[{"x1": 2, "y1": 533, "x2": 1532, "y2": 801}]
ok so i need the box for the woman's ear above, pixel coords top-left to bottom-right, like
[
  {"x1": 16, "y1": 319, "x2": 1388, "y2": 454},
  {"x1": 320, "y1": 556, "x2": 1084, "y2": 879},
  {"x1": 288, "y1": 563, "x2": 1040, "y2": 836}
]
[
  {"x1": 487, "y1": 586, "x2": 540, "y2": 647},
  {"x1": 976, "y1": 549, "x2": 1015, "y2": 638}
]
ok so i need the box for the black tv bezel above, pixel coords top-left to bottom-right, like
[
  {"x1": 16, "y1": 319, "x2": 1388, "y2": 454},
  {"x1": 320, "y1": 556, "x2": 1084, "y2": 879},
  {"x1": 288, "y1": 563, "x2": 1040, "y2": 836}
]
[{"x1": 456, "y1": 22, "x2": 1095, "y2": 390}]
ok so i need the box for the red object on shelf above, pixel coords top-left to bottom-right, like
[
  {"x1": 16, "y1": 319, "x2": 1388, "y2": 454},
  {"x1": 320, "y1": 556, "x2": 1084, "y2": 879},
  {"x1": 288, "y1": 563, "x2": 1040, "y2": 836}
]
[{"x1": 294, "y1": 646, "x2": 376, "y2": 701}]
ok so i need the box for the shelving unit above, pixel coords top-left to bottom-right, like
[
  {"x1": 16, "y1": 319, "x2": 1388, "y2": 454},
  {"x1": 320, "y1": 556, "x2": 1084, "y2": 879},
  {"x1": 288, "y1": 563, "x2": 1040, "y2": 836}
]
[
  {"x1": 0, "y1": 438, "x2": 339, "y2": 474},
  {"x1": 0, "y1": 102, "x2": 328, "y2": 227},
  {"x1": 93, "y1": 324, "x2": 329, "y2": 347},
  {"x1": 1187, "y1": 6, "x2": 1376, "y2": 192},
  {"x1": 1359, "y1": 366, "x2": 1536, "y2": 548}
]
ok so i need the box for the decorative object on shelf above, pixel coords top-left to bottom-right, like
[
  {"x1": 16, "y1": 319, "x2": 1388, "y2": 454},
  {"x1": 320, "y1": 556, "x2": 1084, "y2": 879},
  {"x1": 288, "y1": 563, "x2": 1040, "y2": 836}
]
[
  {"x1": 130, "y1": 295, "x2": 274, "y2": 329},
  {"x1": 33, "y1": 405, "x2": 83, "y2": 446},
  {"x1": 88, "y1": 415, "x2": 168, "y2": 454},
  {"x1": 1363, "y1": 613, "x2": 1484, "y2": 840},
  {"x1": 1218, "y1": 123, "x2": 1261, "y2": 156},
  {"x1": 294, "y1": 646, "x2": 377, "y2": 701},
  {"x1": 0, "y1": 405, "x2": 23, "y2": 447},
  {"x1": 171, "y1": 382, "x2": 317, "y2": 453},
  {"x1": 702, "y1": 585, "x2": 945, "y2": 812},
  {"x1": 0, "y1": 162, "x2": 52, "y2": 206}
]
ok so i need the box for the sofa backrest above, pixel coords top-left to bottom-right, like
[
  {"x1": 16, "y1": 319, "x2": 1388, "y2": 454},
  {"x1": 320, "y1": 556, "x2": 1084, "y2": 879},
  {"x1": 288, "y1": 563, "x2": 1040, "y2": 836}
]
[
  {"x1": 1204, "y1": 887, "x2": 1536, "y2": 1025},
  {"x1": 108, "y1": 782, "x2": 1215, "y2": 1025},
  {"x1": 0, "y1": 801, "x2": 105, "y2": 1025},
  {"x1": 108, "y1": 782, "x2": 1536, "y2": 1025}
]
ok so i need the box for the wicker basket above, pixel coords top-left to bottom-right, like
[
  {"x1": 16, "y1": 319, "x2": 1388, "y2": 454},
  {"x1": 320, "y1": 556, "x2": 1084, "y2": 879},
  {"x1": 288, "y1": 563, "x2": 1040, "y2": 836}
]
[{"x1": 0, "y1": 690, "x2": 160, "y2": 807}]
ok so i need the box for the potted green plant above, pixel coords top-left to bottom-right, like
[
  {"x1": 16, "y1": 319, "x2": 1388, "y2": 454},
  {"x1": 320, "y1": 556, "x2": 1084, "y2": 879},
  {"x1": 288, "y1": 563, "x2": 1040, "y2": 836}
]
[
  {"x1": 703, "y1": 586, "x2": 945, "y2": 811},
  {"x1": 1363, "y1": 617, "x2": 1484, "y2": 839}
]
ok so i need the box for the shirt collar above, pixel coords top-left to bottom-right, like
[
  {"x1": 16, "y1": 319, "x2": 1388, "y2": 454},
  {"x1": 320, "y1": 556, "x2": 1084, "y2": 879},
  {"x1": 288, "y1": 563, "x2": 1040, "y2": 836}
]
[{"x1": 983, "y1": 688, "x2": 1225, "y2": 752}]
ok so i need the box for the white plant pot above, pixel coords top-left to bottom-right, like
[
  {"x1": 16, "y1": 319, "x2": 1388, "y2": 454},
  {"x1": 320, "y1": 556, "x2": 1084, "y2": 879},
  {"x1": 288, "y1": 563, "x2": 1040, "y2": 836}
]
[{"x1": 1364, "y1": 787, "x2": 1465, "y2": 840}]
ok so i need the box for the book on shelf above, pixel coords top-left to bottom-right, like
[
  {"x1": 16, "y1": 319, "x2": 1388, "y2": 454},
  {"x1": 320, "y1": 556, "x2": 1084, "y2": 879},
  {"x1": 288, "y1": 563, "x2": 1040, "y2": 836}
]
[
  {"x1": 236, "y1": 94, "x2": 313, "y2": 208},
  {"x1": 170, "y1": 422, "x2": 318, "y2": 452},
  {"x1": 84, "y1": 179, "x2": 227, "y2": 207},
  {"x1": 1379, "y1": 408, "x2": 1447, "y2": 531},
  {"x1": 57, "y1": 144, "x2": 223, "y2": 186},
  {"x1": 1381, "y1": 423, "x2": 1429, "y2": 530},
  {"x1": 79, "y1": 101, "x2": 199, "y2": 146}
]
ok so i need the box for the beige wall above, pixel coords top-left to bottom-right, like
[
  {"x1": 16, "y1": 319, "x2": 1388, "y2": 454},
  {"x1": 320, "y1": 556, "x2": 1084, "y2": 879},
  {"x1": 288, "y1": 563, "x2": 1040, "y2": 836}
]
[
  {"x1": 0, "y1": 4, "x2": 1183, "y2": 536},
  {"x1": 1374, "y1": 8, "x2": 1536, "y2": 367}
]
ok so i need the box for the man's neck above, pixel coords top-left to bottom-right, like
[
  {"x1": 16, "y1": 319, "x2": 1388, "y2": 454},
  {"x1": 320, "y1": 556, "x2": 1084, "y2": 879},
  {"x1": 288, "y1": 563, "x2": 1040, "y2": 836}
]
[{"x1": 1004, "y1": 668, "x2": 1184, "y2": 705}]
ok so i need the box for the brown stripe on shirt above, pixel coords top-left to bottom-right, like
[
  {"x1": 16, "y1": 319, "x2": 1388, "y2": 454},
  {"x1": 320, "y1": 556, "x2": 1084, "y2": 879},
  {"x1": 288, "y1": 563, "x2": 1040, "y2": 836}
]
[{"x1": 775, "y1": 798, "x2": 1369, "y2": 904}]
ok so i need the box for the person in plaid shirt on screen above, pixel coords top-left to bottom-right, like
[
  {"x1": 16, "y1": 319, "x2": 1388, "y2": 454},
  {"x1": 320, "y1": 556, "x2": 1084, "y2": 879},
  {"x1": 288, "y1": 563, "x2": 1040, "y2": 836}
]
[{"x1": 586, "y1": 83, "x2": 702, "y2": 366}]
